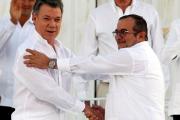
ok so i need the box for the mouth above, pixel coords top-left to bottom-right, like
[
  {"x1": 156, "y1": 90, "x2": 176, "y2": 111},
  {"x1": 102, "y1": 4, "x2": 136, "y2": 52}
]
[
  {"x1": 117, "y1": 39, "x2": 126, "y2": 44},
  {"x1": 47, "y1": 30, "x2": 56, "y2": 34}
]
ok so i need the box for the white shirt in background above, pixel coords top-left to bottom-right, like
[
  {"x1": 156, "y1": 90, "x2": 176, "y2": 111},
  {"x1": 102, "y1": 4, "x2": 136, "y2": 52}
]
[
  {"x1": 80, "y1": 0, "x2": 164, "y2": 58},
  {"x1": 161, "y1": 19, "x2": 180, "y2": 116},
  {"x1": 0, "y1": 17, "x2": 34, "y2": 107}
]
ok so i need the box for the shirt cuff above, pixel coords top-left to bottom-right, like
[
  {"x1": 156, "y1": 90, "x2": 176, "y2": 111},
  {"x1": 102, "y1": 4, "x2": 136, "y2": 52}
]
[
  {"x1": 77, "y1": 91, "x2": 87, "y2": 100},
  {"x1": 70, "y1": 100, "x2": 85, "y2": 113},
  {"x1": 57, "y1": 58, "x2": 71, "y2": 71}
]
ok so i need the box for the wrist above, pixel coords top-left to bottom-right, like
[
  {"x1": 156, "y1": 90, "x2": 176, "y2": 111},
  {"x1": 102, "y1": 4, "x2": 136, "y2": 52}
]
[
  {"x1": 83, "y1": 102, "x2": 90, "y2": 113},
  {"x1": 48, "y1": 58, "x2": 57, "y2": 69}
]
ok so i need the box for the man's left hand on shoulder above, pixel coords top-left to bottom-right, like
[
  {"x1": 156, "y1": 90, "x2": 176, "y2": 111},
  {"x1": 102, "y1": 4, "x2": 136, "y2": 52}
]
[{"x1": 23, "y1": 49, "x2": 50, "y2": 69}]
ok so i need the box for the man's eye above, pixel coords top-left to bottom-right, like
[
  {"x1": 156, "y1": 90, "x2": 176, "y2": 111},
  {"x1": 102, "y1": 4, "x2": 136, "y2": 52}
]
[
  {"x1": 120, "y1": 30, "x2": 128, "y2": 35},
  {"x1": 43, "y1": 18, "x2": 49, "y2": 20},
  {"x1": 55, "y1": 19, "x2": 61, "y2": 22}
]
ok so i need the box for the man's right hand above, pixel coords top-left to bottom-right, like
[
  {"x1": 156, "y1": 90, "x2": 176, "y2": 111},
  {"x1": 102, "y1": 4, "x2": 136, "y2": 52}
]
[
  {"x1": 83, "y1": 104, "x2": 97, "y2": 120},
  {"x1": 83, "y1": 103, "x2": 104, "y2": 120},
  {"x1": 91, "y1": 105, "x2": 105, "y2": 120},
  {"x1": 10, "y1": 0, "x2": 22, "y2": 24}
]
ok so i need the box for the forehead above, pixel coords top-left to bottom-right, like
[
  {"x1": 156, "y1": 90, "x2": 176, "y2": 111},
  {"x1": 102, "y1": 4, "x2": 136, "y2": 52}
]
[
  {"x1": 38, "y1": 4, "x2": 62, "y2": 17},
  {"x1": 22, "y1": 0, "x2": 36, "y2": 3},
  {"x1": 117, "y1": 17, "x2": 135, "y2": 30}
]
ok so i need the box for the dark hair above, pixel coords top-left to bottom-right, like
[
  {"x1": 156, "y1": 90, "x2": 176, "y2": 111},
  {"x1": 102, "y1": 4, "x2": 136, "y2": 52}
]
[
  {"x1": 119, "y1": 14, "x2": 148, "y2": 41},
  {"x1": 33, "y1": 0, "x2": 63, "y2": 13}
]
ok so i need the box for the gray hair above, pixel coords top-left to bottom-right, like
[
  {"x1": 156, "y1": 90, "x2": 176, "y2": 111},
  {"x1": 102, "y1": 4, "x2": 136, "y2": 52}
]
[{"x1": 33, "y1": 0, "x2": 63, "y2": 13}]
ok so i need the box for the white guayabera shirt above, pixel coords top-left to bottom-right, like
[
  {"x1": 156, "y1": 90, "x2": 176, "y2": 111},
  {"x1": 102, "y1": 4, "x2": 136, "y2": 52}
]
[
  {"x1": 12, "y1": 29, "x2": 84, "y2": 120},
  {"x1": 0, "y1": 17, "x2": 34, "y2": 107},
  {"x1": 161, "y1": 19, "x2": 180, "y2": 116},
  {"x1": 58, "y1": 41, "x2": 165, "y2": 120}
]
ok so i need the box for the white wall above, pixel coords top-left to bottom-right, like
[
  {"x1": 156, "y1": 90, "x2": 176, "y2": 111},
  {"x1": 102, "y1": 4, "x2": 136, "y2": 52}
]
[{"x1": 0, "y1": 0, "x2": 10, "y2": 17}]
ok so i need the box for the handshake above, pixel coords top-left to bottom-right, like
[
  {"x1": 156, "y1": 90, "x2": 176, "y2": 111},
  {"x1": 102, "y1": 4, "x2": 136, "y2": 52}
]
[{"x1": 83, "y1": 102, "x2": 105, "y2": 120}]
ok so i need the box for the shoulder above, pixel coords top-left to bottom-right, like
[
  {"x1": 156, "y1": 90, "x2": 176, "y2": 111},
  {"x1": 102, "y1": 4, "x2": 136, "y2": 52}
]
[
  {"x1": 133, "y1": 1, "x2": 160, "y2": 23},
  {"x1": 135, "y1": 1, "x2": 158, "y2": 14},
  {"x1": 17, "y1": 30, "x2": 38, "y2": 57},
  {"x1": 136, "y1": 1, "x2": 156, "y2": 9},
  {"x1": 90, "y1": 2, "x2": 113, "y2": 17}
]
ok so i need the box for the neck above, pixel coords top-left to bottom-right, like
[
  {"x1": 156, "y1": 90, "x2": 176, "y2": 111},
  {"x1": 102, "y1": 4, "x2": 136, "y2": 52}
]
[
  {"x1": 48, "y1": 39, "x2": 55, "y2": 49},
  {"x1": 19, "y1": 15, "x2": 31, "y2": 27},
  {"x1": 115, "y1": 0, "x2": 132, "y2": 13}
]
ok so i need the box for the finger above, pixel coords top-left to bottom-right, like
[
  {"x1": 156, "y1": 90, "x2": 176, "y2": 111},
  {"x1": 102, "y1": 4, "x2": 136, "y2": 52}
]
[
  {"x1": 85, "y1": 112, "x2": 91, "y2": 118},
  {"x1": 91, "y1": 105, "x2": 98, "y2": 108},
  {"x1": 24, "y1": 60, "x2": 31, "y2": 65},
  {"x1": 26, "y1": 49, "x2": 38, "y2": 55},
  {"x1": 25, "y1": 63, "x2": 34, "y2": 67},
  {"x1": 26, "y1": 49, "x2": 43, "y2": 56},
  {"x1": 24, "y1": 59, "x2": 36, "y2": 64},
  {"x1": 23, "y1": 55, "x2": 35, "y2": 59},
  {"x1": 11, "y1": 0, "x2": 20, "y2": 7},
  {"x1": 89, "y1": 117, "x2": 94, "y2": 120},
  {"x1": 16, "y1": 1, "x2": 22, "y2": 10},
  {"x1": 89, "y1": 115, "x2": 97, "y2": 120},
  {"x1": 25, "y1": 63, "x2": 40, "y2": 68},
  {"x1": 11, "y1": 0, "x2": 17, "y2": 4}
]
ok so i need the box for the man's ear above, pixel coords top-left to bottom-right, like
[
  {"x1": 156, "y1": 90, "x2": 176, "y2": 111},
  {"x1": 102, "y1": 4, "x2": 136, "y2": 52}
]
[
  {"x1": 137, "y1": 32, "x2": 146, "y2": 41},
  {"x1": 32, "y1": 13, "x2": 37, "y2": 23}
]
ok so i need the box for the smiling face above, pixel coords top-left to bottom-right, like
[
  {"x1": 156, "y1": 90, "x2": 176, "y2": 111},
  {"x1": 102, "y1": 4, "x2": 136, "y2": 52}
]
[
  {"x1": 115, "y1": 17, "x2": 138, "y2": 48},
  {"x1": 114, "y1": 16, "x2": 147, "y2": 49},
  {"x1": 33, "y1": 4, "x2": 62, "y2": 45}
]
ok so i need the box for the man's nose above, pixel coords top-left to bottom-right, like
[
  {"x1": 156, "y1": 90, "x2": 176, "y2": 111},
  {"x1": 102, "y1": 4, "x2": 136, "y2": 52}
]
[
  {"x1": 115, "y1": 34, "x2": 123, "y2": 40},
  {"x1": 49, "y1": 20, "x2": 56, "y2": 27}
]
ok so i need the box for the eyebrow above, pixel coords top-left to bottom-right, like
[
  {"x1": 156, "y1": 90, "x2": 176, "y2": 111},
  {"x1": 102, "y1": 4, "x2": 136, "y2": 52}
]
[{"x1": 43, "y1": 15, "x2": 62, "y2": 19}]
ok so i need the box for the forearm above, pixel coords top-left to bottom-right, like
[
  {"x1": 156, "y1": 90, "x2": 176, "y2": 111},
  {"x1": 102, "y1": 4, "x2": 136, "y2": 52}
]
[
  {"x1": 57, "y1": 50, "x2": 134, "y2": 75},
  {"x1": 0, "y1": 18, "x2": 16, "y2": 49}
]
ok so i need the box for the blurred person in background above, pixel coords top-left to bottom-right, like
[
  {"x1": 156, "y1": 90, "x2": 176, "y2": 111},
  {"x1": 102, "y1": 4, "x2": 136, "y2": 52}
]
[
  {"x1": 161, "y1": 19, "x2": 180, "y2": 120},
  {"x1": 0, "y1": 0, "x2": 36, "y2": 119}
]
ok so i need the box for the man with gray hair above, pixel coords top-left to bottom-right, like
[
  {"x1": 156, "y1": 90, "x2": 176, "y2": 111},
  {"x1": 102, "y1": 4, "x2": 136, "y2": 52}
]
[
  {"x1": 0, "y1": 0, "x2": 36, "y2": 119},
  {"x1": 12, "y1": 0, "x2": 100, "y2": 120}
]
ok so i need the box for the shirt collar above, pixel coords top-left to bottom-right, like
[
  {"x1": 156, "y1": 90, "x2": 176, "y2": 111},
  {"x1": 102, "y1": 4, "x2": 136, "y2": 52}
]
[
  {"x1": 17, "y1": 14, "x2": 34, "y2": 28},
  {"x1": 33, "y1": 29, "x2": 61, "y2": 48},
  {"x1": 132, "y1": 41, "x2": 148, "y2": 48}
]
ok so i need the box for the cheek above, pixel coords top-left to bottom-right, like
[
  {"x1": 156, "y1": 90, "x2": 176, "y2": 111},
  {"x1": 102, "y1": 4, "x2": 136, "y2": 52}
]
[
  {"x1": 37, "y1": 24, "x2": 47, "y2": 33},
  {"x1": 57, "y1": 24, "x2": 61, "y2": 31}
]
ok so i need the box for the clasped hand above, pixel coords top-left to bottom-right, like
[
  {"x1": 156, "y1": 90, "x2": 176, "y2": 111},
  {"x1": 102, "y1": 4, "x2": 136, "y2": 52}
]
[{"x1": 83, "y1": 103, "x2": 105, "y2": 120}]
